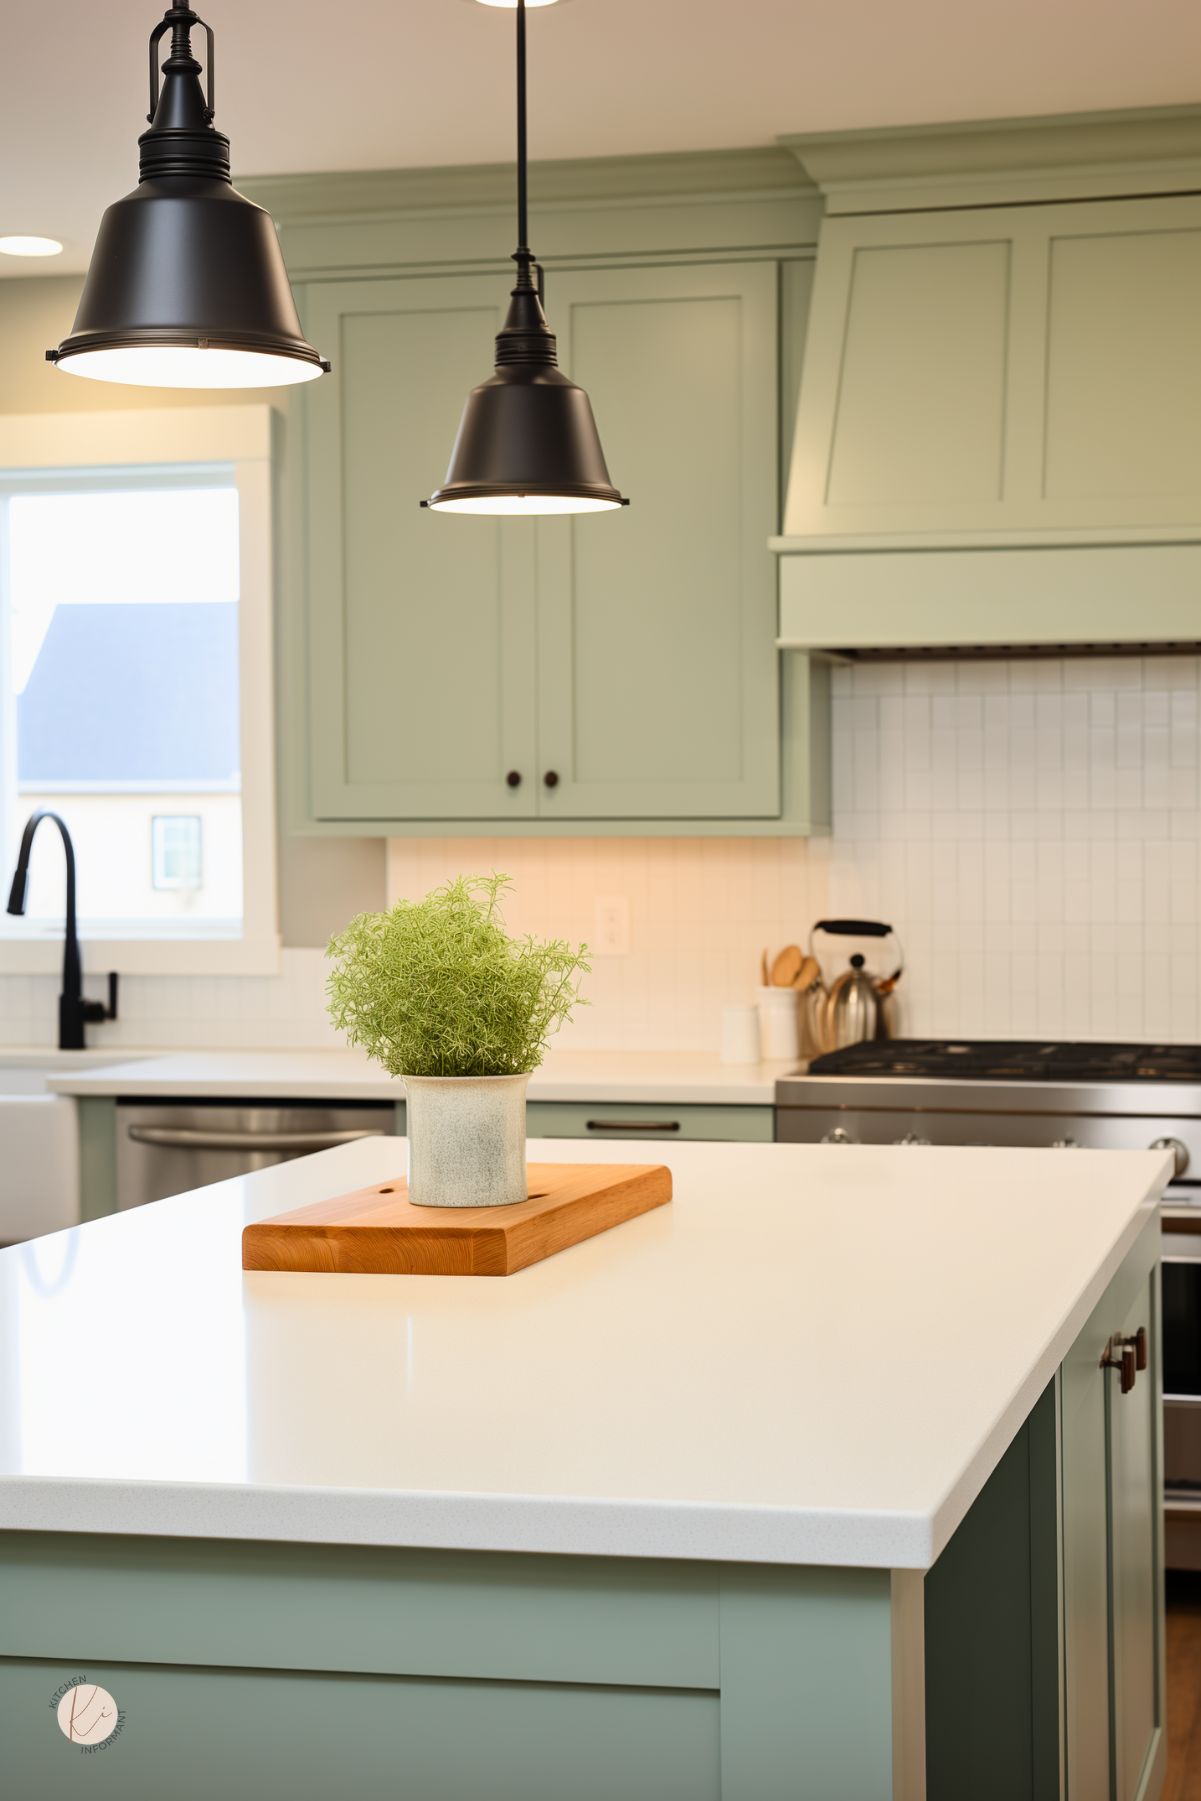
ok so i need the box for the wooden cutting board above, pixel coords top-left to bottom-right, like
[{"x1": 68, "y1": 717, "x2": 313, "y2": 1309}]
[{"x1": 241, "y1": 1162, "x2": 672, "y2": 1278}]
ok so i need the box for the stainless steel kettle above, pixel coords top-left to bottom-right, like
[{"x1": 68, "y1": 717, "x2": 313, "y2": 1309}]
[{"x1": 809, "y1": 920, "x2": 904, "y2": 1053}]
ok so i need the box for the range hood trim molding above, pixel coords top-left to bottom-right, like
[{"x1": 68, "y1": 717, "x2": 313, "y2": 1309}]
[
  {"x1": 781, "y1": 105, "x2": 1201, "y2": 214},
  {"x1": 775, "y1": 541, "x2": 1201, "y2": 654}
]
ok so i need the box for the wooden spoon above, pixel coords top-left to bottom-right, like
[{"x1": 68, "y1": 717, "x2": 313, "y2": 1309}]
[
  {"x1": 792, "y1": 955, "x2": 821, "y2": 992},
  {"x1": 770, "y1": 944, "x2": 802, "y2": 987}
]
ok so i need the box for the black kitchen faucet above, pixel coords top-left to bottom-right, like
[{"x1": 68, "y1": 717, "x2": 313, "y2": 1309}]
[{"x1": 6, "y1": 811, "x2": 118, "y2": 1051}]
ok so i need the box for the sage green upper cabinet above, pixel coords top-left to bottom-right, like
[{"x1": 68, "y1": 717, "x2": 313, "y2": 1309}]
[
  {"x1": 783, "y1": 194, "x2": 1201, "y2": 540},
  {"x1": 299, "y1": 257, "x2": 816, "y2": 832},
  {"x1": 535, "y1": 261, "x2": 780, "y2": 819},
  {"x1": 303, "y1": 275, "x2": 539, "y2": 821}
]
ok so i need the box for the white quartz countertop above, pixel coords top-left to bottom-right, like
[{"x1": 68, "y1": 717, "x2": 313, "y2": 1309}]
[
  {"x1": 47, "y1": 1048, "x2": 788, "y2": 1106},
  {"x1": 0, "y1": 1137, "x2": 1168, "y2": 1569}
]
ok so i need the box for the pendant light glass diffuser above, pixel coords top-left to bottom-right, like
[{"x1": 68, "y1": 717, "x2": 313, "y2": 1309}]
[
  {"x1": 424, "y1": 0, "x2": 626, "y2": 515},
  {"x1": 47, "y1": 6, "x2": 328, "y2": 390}
]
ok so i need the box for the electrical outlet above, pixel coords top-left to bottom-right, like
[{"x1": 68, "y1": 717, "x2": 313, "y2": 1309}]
[{"x1": 593, "y1": 895, "x2": 630, "y2": 957}]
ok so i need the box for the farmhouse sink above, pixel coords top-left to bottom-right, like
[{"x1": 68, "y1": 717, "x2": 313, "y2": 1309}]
[{"x1": 0, "y1": 1052, "x2": 142, "y2": 1243}]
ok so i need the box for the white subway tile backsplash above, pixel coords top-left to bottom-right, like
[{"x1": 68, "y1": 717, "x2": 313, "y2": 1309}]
[{"x1": 823, "y1": 655, "x2": 1201, "y2": 1045}]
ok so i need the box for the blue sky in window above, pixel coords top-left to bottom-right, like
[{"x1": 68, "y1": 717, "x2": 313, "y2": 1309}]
[{"x1": 18, "y1": 602, "x2": 240, "y2": 786}]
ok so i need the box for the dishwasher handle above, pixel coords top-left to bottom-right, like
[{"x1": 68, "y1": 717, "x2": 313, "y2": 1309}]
[{"x1": 125, "y1": 1125, "x2": 384, "y2": 1153}]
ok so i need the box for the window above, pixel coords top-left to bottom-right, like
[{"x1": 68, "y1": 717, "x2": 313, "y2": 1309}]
[
  {"x1": 151, "y1": 816, "x2": 204, "y2": 893},
  {"x1": 0, "y1": 408, "x2": 277, "y2": 974}
]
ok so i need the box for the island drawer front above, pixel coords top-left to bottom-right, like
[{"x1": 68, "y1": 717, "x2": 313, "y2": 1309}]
[
  {"x1": 0, "y1": 1538, "x2": 719, "y2": 1692},
  {"x1": 0, "y1": 1657, "x2": 720, "y2": 1801},
  {"x1": 525, "y1": 1101, "x2": 775, "y2": 1142}
]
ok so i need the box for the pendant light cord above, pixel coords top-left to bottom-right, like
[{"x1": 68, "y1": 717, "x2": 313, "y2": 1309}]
[{"x1": 514, "y1": 0, "x2": 532, "y2": 281}]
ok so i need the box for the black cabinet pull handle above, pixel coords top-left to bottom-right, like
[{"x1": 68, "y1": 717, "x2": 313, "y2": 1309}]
[
  {"x1": 544, "y1": 770, "x2": 559, "y2": 789},
  {"x1": 506, "y1": 770, "x2": 522, "y2": 788},
  {"x1": 1101, "y1": 1333, "x2": 1139, "y2": 1394},
  {"x1": 585, "y1": 1119, "x2": 681, "y2": 1133}
]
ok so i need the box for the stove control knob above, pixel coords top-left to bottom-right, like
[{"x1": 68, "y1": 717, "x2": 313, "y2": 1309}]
[
  {"x1": 821, "y1": 1127, "x2": 855, "y2": 1145},
  {"x1": 1051, "y1": 1138, "x2": 1080, "y2": 1150},
  {"x1": 1150, "y1": 1136, "x2": 1190, "y2": 1179},
  {"x1": 896, "y1": 1133, "x2": 931, "y2": 1147}
]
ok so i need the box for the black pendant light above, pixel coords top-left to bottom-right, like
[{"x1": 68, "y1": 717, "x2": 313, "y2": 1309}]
[
  {"x1": 47, "y1": 6, "x2": 328, "y2": 390},
  {"x1": 424, "y1": 0, "x2": 627, "y2": 515}
]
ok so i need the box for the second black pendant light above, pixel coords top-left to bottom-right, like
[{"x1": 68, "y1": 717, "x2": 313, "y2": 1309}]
[{"x1": 424, "y1": 0, "x2": 627, "y2": 515}]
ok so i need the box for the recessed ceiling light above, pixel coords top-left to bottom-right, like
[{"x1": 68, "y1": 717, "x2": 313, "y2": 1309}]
[{"x1": 0, "y1": 236, "x2": 63, "y2": 258}]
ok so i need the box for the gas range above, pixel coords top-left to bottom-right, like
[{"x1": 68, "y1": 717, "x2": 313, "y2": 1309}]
[{"x1": 775, "y1": 1038, "x2": 1201, "y2": 1185}]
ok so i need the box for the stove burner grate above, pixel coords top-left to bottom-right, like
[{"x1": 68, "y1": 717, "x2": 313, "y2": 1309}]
[{"x1": 806, "y1": 1040, "x2": 1201, "y2": 1083}]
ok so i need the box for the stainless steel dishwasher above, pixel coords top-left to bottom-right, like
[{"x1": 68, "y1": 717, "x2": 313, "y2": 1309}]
[{"x1": 115, "y1": 1101, "x2": 398, "y2": 1209}]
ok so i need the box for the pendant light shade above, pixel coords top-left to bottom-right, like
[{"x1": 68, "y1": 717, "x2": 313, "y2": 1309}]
[
  {"x1": 47, "y1": 7, "x2": 328, "y2": 390},
  {"x1": 425, "y1": 0, "x2": 626, "y2": 515}
]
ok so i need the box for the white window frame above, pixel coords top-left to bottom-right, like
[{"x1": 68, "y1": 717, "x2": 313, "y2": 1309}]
[{"x1": 0, "y1": 406, "x2": 279, "y2": 976}]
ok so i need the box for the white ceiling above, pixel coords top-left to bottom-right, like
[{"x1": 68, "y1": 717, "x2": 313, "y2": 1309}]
[{"x1": 3, "y1": 0, "x2": 1199, "y2": 274}]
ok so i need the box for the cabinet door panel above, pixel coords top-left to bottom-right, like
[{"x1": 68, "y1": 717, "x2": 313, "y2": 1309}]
[
  {"x1": 305, "y1": 277, "x2": 538, "y2": 820},
  {"x1": 1109, "y1": 1272, "x2": 1159, "y2": 1801},
  {"x1": 1061, "y1": 1275, "x2": 1112, "y2": 1801},
  {"x1": 1044, "y1": 226, "x2": 1201, "y2": 503},
  {"x1": 536, "y1": 263, "x2": 780, "y2": 818},
  {"x1": 826, "y1": 238, "x2": 1010, "y2": 507},
  {"x1": 784, "y1": 194, "x2": 1201, "y2": 537}
]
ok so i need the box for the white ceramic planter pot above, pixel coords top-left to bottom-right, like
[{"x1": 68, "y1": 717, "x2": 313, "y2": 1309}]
[{"x1": 401, "y1": 1073, "x2": 531, "y2": 1209}]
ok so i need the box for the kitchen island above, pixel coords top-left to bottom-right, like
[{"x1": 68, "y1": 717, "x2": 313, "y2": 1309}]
[{"x1": 0, "y1": 1138, "x2": 1169, "y2": 1799}]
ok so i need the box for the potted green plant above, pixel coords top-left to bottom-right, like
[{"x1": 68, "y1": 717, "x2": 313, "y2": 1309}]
[{"x1": 326, "y1": 875, "x2": 589, "y2": 1208}]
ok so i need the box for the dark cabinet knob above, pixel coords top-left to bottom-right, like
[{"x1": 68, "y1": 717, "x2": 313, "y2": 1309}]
[
  {"x1": 543, "y1": 771, "x2": 559, "y2": 789},
  {"x1": 505, "y1": 771, "x2": 522, "y2": 789},
  {"x1": 1132, "y1": 1326, "x2": 1148, "y2": 1372}
]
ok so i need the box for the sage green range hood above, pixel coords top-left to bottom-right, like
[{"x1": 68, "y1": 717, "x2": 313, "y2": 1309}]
[{"x1": 772, "y1": 108, "x2": 1201, "y2": 655}]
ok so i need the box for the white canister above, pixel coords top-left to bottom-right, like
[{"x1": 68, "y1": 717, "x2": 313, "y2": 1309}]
[
  {"x1": 402, "y1": 1072, "x2": 531, "y2": 1208},
  {"x1": 720, "y1": 1004, "x2": 761, "y2": 1065},
  {"x1": 756, "y1": 986, "x2": 801, "y2": 1061}
]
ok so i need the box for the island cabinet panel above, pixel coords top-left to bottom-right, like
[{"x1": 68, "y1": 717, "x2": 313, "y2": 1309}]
[
  {"x1": 924, "y1": 1384, "x2": 1061, "y2": 1801},
  {"x1": 783, "y1": 194, "x2": 1201, "y2": 540},
  {"x1": 1061, "y1": 1219, "x2": 1165, "y2": 1801},
  {"x1": 0, "y1": 1659, "x2": 721, "y2": 1801},
  {"x1": 0, "y1": 1539, "x2": 907, "y2": 1801},
  {"x1": 535, "y1": 262, "x2": 781, "y2": 820},
  {"x1": 1109, "y1": 1272, "x2": 1161, "y2": 1801},
  {"x1": 303, "y1": 275, "x2": 540, "y2": 823}
]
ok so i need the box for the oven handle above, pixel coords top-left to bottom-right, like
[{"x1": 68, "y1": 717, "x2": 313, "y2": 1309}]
[{"x1": 125, "y1": 1125, "x2": 383, "y2": 1153}]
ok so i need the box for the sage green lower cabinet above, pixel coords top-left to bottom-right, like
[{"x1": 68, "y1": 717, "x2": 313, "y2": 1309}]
[
  {"x1": 77, "y1": 1097, "x2": 118, "y2": 1222},
  {"x1": 0, "y1": 1538, "x2": 902, "y2": 1800},
  {"x1": 525, "y1": 1100, "x2": 775, "y2": 1143}
]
